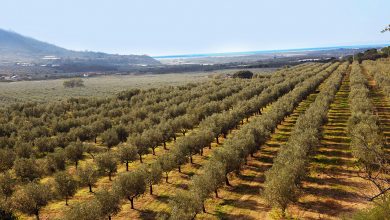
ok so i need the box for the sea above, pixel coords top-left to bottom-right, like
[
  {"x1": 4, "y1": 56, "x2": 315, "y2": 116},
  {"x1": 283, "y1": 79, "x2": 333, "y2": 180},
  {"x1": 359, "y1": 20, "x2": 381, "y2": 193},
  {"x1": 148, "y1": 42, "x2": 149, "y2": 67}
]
[{"x1": 153, "y1": 44, "x2": 390, "y2": 59}]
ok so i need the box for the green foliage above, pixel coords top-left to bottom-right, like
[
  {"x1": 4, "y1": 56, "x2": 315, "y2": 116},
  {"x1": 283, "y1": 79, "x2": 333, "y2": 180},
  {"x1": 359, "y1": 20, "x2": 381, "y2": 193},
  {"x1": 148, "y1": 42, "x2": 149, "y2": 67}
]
[
  {"x1": 95, "y1": 151, "x2": 118, "y2": 181},
  {"x1": 54, "y1": 171, "x2": 78, "y2": 205},
  {"x1": 101, "y1": 128, "x2": 121, "y2": 148},
  {"x1": 13, "y1": 157, "x2": 42, "y2": 182},
  {"x1": 0, "y1": 148, "x2": 15, "y2": 172},
  {"x1": 63, "y1": 200, "x2": 102, "y2": 220},
  {"x1": 77, "y1": 162, "x2": 99, "y2": 192},
  {"x1": 349, "y1": 196, "x2": 390, "y2": 220},
  {"x1": 12, "y1": 182, "x2": 52, "y2": 219},
  {"x1": 65, "y1": 141, "x2": 84, "y2": 168},
  {"x1": 142, "y1": 162, "x2": 163, "y2": 195},
  {"x1": 0, "y1": 171, "x2": 15, "y2": 198},
  {"x1": 117, "y1": 144, "x2": 138, "y2": 171},
  {"x1": 95, "y1": 188, "x2": 121, "y2": 220},
  {"x1": 113, "y1": 170, "x2": 146, "y2": 209},
  {"x1": 169, "y1": 189, "x2": 202, "y2": 220}
]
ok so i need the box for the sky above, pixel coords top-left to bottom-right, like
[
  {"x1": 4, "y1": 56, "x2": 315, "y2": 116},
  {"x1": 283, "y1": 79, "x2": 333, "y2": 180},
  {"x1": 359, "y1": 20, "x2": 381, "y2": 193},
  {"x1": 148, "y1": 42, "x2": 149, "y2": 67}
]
[{"x1": 1, "y1": 0, "x2": 390, "y2": 56}]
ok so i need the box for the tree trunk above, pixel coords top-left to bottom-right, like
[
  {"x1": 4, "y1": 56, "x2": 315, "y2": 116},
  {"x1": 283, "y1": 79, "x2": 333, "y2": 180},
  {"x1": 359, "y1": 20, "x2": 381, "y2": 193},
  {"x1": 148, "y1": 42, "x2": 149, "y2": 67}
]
[
  {"x1": 202, "y1": 203, "x2": 206, "y2": 213},
  {"x1": 241, "y1": 120, "x2": 244, "y2": 125},
  {"x1": 209, "y1": 144, "x2": 212, "y2": 149},
  {"x1": 190, "y1": 155, "x2": 193, "y2": 164},
  {"x1": 225, "y1": 175, "x2": 231, "y2": 186},
  {"x1": 35, "y1": 210, "x2": 40, "y2": 220},
  {"x1": 215, "y1": 189, "x2": 219, "y2": 198},
  {"x1": 89, "y1": 184, "x2": 93, "y2": 193},
  {"x1": 126, "y1": 161, "x2": 129, "y2": 171},
  {"x1": 65, "y1": 196, "x2": 69, "y2": 206},
  {"x1": 75, "y1": 161, "x2": 78, "y2": 169},
  {"x1": 163, "y1": 141, "x2": 167, "y2": 150},
  {"x1": 109, "y1": 172, "x2": 112, "y2": 181},
  {"x1": 174, "y1": 135, "x2": 176, "y2": 141},
  {"x1": 129, "y1": 197, "x2": 134, "y2": 209},
  {"x1": 108, "y1": 215, "x2": 112, "y2": 220},
  {"x1": 165, "y1": 172, "x2": 169, "y2": 183},
  {"x1": 223, "y1": 133, "x2": 227, "y2": 138},
  {"x1": 178, "y1": 165, "x2": 181, "y2": 173},
  {"x1": 216, "y1": 137, "x2": 219, "y2": 144},
  {"x1": 94, "y1": 137, "x2": 97, "y2": 143},
  {"x1": 200, "y1": 149, "x2": 203, "y2": 156},
  {"x1": 152, "y1": 147, "x2": 155, "y2": 155},
  {"x1": 150, "y1": 184, "x2": 153, "y2": 195},
  {"x1": 139, "y1": 154, "x2": 143, "y2": 163}
]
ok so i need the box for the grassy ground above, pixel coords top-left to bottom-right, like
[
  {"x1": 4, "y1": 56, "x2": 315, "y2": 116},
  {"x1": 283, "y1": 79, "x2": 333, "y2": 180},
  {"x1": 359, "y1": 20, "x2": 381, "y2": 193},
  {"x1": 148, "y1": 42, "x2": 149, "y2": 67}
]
[
  {"x1": 0, "y1": 68, "x2": 272, "y2": 106},
  {"x1": 0, "y1": 73, "x2": 209, "y2": 106}
]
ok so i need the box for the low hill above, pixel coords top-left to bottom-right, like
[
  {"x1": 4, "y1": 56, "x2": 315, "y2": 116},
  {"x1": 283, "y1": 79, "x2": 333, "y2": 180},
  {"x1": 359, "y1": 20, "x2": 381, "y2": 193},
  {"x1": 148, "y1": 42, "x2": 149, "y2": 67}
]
[{"x1": 0, "y1": 29, "x2": 159, "y2": 65}]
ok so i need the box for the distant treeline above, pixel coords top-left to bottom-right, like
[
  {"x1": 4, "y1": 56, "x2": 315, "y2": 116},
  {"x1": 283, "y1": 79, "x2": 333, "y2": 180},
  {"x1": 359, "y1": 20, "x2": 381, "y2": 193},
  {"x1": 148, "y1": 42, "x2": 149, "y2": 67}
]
[{"x1": 343, "y1": 47, "x2": 390, "y2": 63}]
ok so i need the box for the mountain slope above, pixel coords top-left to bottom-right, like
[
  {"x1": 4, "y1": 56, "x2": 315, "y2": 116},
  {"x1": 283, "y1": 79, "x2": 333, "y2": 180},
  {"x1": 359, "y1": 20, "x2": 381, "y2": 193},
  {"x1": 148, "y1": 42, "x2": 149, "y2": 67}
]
[{"x1": 0, "y1": 29, "x2": 159, "y2": 65}]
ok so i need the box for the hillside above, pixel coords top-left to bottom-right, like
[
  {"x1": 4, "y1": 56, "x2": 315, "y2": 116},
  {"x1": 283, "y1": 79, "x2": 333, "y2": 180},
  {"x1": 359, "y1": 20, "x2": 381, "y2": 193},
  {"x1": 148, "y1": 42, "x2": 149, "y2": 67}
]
[{"x1": 0, "y1": 29, "x2": 160, "y2": 65}]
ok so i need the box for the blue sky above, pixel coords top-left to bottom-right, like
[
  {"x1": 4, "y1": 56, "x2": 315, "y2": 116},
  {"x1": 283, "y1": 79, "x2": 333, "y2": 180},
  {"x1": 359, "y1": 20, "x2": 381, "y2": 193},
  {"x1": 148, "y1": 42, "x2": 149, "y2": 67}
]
[{"x1": 1, "y1": 0, "x2": 389, "y2": 56}]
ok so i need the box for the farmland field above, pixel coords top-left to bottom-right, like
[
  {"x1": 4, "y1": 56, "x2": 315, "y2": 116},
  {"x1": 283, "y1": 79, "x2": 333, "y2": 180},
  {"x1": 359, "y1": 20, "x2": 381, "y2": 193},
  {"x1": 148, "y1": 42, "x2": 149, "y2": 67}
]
[
  {"x1": 1, "y1": 60, "x2": 390, "y2": 220},
  {"x1": 0, "y1": 68, "x2": 274, "y2": 106}
]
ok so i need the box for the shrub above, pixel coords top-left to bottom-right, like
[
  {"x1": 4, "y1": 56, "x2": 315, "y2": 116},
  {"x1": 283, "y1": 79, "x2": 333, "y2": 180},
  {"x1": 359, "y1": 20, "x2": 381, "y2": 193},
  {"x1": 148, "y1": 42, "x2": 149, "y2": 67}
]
[
  {"x1": 232, "y1": 70, "x2": 254, "y2": 79},
  {"x1": 63, "y1": 79, "x2": 84, "y2": 88}
]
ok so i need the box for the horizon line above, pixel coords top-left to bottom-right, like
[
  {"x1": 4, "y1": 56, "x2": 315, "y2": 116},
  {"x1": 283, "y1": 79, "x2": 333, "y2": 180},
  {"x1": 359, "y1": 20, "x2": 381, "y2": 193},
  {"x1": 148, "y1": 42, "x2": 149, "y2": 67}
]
[{"x1": 152, "y1": 43, "x2": 390, "y2": 59}]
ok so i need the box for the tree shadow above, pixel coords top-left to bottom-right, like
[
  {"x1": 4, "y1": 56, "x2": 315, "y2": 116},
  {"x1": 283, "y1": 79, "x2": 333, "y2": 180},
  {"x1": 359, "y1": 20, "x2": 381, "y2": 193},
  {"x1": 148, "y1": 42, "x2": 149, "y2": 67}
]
[
  {"x1": 297, "y1": 199, "x2": 356, "y2": 218},
  {"x1": 230, "y1": 183, "x2": 260, "y2": 195},
  {"x1": 303, "y1": 185, "x2": 363, "y2": 202},
  {"x1": 216, "y1": 212, "x2": 257, "y2": 220},
  {"x1": 139, "y1": 209, "x2": 170, "y2": 220},
  {"x1": 219, "y1": 198, "x2": 261, "y2": 211}
]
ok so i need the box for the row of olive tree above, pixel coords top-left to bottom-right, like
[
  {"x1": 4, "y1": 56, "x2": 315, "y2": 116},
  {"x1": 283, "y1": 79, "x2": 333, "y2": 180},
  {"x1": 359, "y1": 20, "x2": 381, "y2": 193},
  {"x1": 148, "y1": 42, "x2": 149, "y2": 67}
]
[
  {"x1": 348, "y1": 62, "x2": 388, "y2": 201},
  {"x1": 150, "y1": 63, "x2": 335, "y2": 187},
  {"x1": 263, "y1": 63, "x2": 348, "y2": 214},
  {"x1": 43, "y1": 63, "x2": 329, "y2": 219},
  {"x1": 167, "y1": 63, "x2": 341, "y2": 219}
]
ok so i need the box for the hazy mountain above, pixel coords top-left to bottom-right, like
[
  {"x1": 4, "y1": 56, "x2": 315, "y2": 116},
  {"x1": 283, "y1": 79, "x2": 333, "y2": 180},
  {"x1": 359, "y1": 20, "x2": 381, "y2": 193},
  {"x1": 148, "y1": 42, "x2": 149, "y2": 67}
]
[{"x1": 0, "y1": 29, "x2": 159, "y2": 65}]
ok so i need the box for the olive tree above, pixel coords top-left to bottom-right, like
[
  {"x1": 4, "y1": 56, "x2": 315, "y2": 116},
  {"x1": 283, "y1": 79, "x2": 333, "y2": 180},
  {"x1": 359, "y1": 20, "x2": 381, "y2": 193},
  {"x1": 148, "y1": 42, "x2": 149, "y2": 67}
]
[
  {"x1": 0, "y1": 148, "x2": 15, "y2": 172},
  {"x1": 158, "y1": 153, "x2": 175, "y2": 183},
  {"x1": 0, "y1": 171, "x2": 15, "y2": 199},
  {"x1": 77, "y1": 162, "x2": 99, "y2": 192},
  {"x1": 101, "y1": 128, "x2": 120, "y2": 149},
  {"x1": 65, "y1": 141, "x2": 84, "y2": 169},
  {"x1": 95, "y1": 151, "x2": 118, "y2": 181},
  {"x1": 64, "y1": 200, "x2": 102, "y2": 220},
  {"x1": 95, "y1": 188, "x2": 121, "y2": 220},
  {"x1": 113, "y1": 170, "x2": 146, "y2": 209},
  {"x1": 45, "y1": 147, "x2": 66, "y2": 173},
  {"x1": 169, "y1": 189, "x2": 202, "y2": 220},
  {"x1": 142, "y1": 162, "x2": 162, "y2": 195},
  {"x1": 13, "y1": 157, "x2": 42, "y2": 182},
  {"x1": 117, "y1": 144, "x2": 138, "y2": 171},
  {"x1": 128, "y1": 134, "x2": 149, "y2": 163},
  {"x1": 12, "y1": 182, "x2": 52, "y2": 220},
  {"x1": 54, "y1": 171, "x2": 78, "y2": 205}
]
